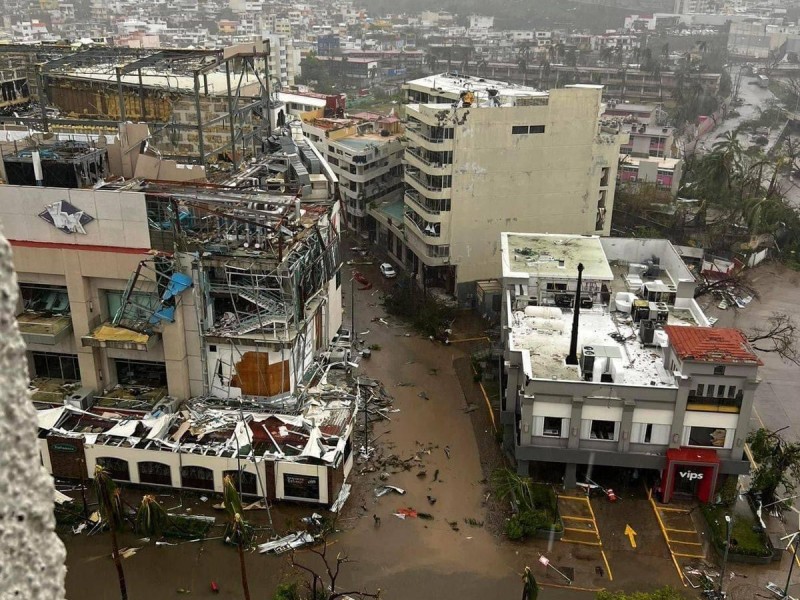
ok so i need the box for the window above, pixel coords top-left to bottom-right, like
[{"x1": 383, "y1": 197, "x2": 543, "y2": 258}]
[
  {"x1": 713, "y1": 365, "x2": 726, "y2": 375},
  {"x1": 181, "y1": 466, "x2": 214, "y2": 490},
  {"x1": 105, "y1": 290, "x2": 159, "y2": 324},
  {"x1": 115, "y1": 359, "x2": 167, "y2": 388},
  {"x1": 512, "y1": 125, "x2": 546, "y2": 135},
  {"x1": 19, "y1": 284, "x2": 70, "y2": 314},
  {"x1": 727, "y1": 386, "x2": 736, "y2": 398},
  {"x1": 97, "y1": 457, "x2": 130, "y2": 481},
  {"x1": 283, "y1": 473, "x2": 320, "y2": 499},
  {"x1": 590, "y1": 420, "x2": 617, "y2": 441},
  {"x1": 543, "y1": 417, "x2": 562, "y2": 437},
  {"x1": 688, "y1": 426, "x2": 726, "y2": 447},
  {"x1": 138, "y1": 461, "x2": 172, "y2": 486},
  {"x1": 696, "y1": 384, "x2": 704, "y2": 396},
  {"x1": 31, "y1": 352, "x2": 81, "y2": 381}
]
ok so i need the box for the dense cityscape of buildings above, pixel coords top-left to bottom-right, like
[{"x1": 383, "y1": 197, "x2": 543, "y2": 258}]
[{"x1": 3, "y1": 3, "x2": 799, "y2": 594}]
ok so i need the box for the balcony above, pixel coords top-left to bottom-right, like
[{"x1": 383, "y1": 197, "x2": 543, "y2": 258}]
[
  {"x1": 404, "y1": 189, "x2": 447, "y2": 222},
  {"x1": 405, "y1": 125, "x2": 453, "y2": 151},
  {"x1": 405, "y1": 147, "x2": 452, "y2": 176},
  {"x1": 82, "y1": 323, "x2": 160, "y2": 352},
  {"x1": 17, "y1": 312, "x2": 73, "y2": 346},
  {"x1": 404, "y1": 208, "x2": 443, "y2": 243},
  {"x1": 405, "y1": 169, "x2": 451, "y2": 200},
  {"x1": 404, "y1": 229, "x2": 451, "y2": 267},
  {"x1": 686, "y1": 395, "x2": 742, "y2": 413}
]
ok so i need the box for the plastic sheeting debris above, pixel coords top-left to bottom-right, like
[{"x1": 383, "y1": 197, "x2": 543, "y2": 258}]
[
  {"x1": 329, "y1": 483, "x2": 351, "y2": 514},
  {"x1": 258, "y1": 531, "x2": 315, "y2": 554},
  {"x1": 375, "y1": 485, "x2": 406, "y2": 498}
]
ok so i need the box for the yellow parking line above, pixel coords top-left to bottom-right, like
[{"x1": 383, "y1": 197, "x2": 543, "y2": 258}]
[
  {"x1": 664, "y1": 527, "x2": 695, "y2": 534},
  {"x1": 585, "y1": 497, "x2": 613, "y2": 582},
  {"x1": 659, "y1": 507, "x2": 692, "y2": 513},
  {"x1": 564, "y1": 527, "x2": 596, "y2": 534},
  {"x1": 559, "y1": 495, "x2": 591, "y2": 502},
  {"x1": 562, "y1": 538, "x2": 601, "y2": 546},
  {"x1": 561, "y1": 515, "x2": 594, "y2": 521},
  {"x1": 649, "y1": 489, "x2": 687, "y2": 587},
  {"x1": 668, "y1": 540, "x2": 704, "y2": 547},
  {"x1": 539, "y1": 582, "x2": 605, "y2": 593},
  {"x1": 673, "y1": 552, "x2": 707, "y2": 559}
]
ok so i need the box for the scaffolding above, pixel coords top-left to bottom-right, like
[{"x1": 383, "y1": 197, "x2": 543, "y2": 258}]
[{"x1": 0, "y1": 43, "x2": 271, "y2": 170}]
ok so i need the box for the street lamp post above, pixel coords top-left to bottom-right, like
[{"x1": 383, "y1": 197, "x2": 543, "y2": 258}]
[{"x1": 719, "y1": 515, "x2": 732, "y2": 596}]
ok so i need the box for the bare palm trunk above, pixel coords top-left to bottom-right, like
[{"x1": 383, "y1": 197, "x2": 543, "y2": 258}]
[
  {"x1": 110, "y1": 528, "x2": 128, "y2": 600},
  {"x1": 237, "y1": 541, "x2": 251, "y2": 600}
]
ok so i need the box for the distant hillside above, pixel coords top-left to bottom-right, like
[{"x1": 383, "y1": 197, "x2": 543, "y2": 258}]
[{"x1": 360, "y1": 0, "x2": 674, "y2": 33}]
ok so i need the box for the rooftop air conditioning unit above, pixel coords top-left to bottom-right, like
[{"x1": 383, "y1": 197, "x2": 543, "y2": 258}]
[
  {"x1": 66, "y1": 388, "x2": 95, "y2": 411},
  {"x1": 581, "y1": 346, "x2": 595, "y2": 380}
]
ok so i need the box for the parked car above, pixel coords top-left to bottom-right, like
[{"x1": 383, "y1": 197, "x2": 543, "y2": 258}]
[{"x1": 379, "y1": 263, "x2": 397, "y2": 278}]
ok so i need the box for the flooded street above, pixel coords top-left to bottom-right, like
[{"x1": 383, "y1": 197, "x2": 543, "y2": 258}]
[{"x1": 61, "y1": 247, "x2": 672, "y2": 600}]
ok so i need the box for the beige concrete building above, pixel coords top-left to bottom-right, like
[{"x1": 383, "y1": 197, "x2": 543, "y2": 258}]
[
  {"x1": 500, "y1": 233, "x2": 756, "y2": 499},
  {"x1": 370, "y1": 74, "x2": 625, "y2": 302},
  {"x1": 1, "y1": 130, "x2": 342, "y2": 411},
  {"x1": 302, "y1": 112, "x2": 405, "y2": 232}
]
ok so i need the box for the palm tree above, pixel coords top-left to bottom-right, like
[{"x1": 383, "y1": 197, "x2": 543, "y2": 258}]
[
  {"x1": 94, "y1": 466, "x2": 128, "y2": 600},
  {"x1": 223, "y1": 474, "x2": 253, "y2": 600},
  {"x1": 135, "y1": 494, "x2": 169, "y2": 537},
  {"x1": 492, "y1": 468, "x2": 535, "y2": 513},
  {"x1": 521, "y1": 566, "x2": 540, "y2": 600}
]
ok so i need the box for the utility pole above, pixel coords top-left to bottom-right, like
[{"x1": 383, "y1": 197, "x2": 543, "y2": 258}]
[
  {"x1": 719, "y1": 515, "x2": 732, "y2": 597},
  {"x1": 783, "y1": 531, "x2": 800, "y2": 599}
]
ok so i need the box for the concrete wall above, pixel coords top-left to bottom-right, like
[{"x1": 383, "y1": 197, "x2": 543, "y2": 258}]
[
  {"x1": 413, "y1": 87, "x2": 623, "y2": 287},
  {"x1": 0, "y1": 185, "x2": 195, "y2": 399},
  {"x1": 0, "y1": 228, "x2": 66, "y2": 599}
]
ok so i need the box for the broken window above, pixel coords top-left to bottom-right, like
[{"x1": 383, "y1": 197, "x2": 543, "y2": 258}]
[
  {"x1": 542, "y1": 417, "x2": 563, "y2": 437},
  {"x1": 31, "y1": 351, "x2": 80, "y2": 381},
  {"x1": 224, "y1": 470, "x2": 258, "y2": 495},
  {"x1": 181, "y1": 466, "x2": 214, "y2": 490},
  {"x1": 19, "y1": 284, "x2": 70, "y2": 315},
  {"x1": 138, "y1": 461, "x2": 172, "y2": 486},
  {"x1": 589, "y1": 420, "x2": 617, "y2": 441},
  {"x1": 105, "y1": 289, "x2": 159, "y2": 324},
  {"x1": 687, "y1": 426, "x2": 726, "y2": 448},
  {"x1": 115, "y1": 359, "x2": 167, "y2": 388},
  {"x1": 97, "y1": 457, "x2": 130, "y2": 481}
]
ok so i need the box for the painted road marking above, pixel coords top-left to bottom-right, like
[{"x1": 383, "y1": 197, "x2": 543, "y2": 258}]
[
  {"x1": 557, "y1": 494, "x2": 613, "y2": 581},
  {"x1": 624, "y1": 524, "x2": 637, "y2": 548},
  {"x1": 648, "y1": 486, "x2": 688, "y2": 587}
]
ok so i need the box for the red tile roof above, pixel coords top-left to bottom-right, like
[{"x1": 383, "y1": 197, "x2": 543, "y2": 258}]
[{"x1": 664, "y1": 326, "x2": 763, "y2": 365}]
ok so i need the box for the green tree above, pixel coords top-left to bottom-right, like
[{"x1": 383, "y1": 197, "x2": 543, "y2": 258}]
[
  {"x1": 748, "y1": 428, "x2": 800, "y2": 505},
  {"x1": 223, "y1": 474, "x2": 254, "y2": 600},
  {"x1": 94, "y1": 466, "x2": 128, "y2": 600}
]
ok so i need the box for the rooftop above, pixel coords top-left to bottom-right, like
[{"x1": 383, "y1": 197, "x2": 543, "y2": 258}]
[
  {"x1": 405, "y1": 72, "x2": 548, "y2": 107},
  {"x1": 508, "y1": 307, "x2": 687, "y2": 385},
  {"x1": 664, "y1": 326, "x2": 763, "y2": 365},
  {"x1": 502, "y1": 233, "x2": 614, "y2": 281}
]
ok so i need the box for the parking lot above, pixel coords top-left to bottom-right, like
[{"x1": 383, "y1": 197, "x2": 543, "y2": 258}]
[{"x1": 556, "y1": 487, "x2": 688, "y2": 590}]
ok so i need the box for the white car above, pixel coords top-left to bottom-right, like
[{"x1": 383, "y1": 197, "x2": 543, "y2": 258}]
[{"x1": 379, "y1": 263, "x2": 397, "y2": 278}]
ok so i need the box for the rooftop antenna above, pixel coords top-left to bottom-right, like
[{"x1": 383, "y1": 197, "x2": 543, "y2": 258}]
[{"x1": 566, "y1": 262, "x2": 584, "y2": 366}]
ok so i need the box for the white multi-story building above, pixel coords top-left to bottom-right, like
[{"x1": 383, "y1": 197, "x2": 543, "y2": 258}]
[
  {"x1": 501, "y1": 233, "x2": 758, "y2": 502},
  {"x1": 373, "y1": 74, "x2": 625, "y2": 302},
  {"x1": 264, "y1": 33, "x2": 300, "y2": 88},
  {"x1": 303, "y1": 114, "x2": 405, "y2": 232}
]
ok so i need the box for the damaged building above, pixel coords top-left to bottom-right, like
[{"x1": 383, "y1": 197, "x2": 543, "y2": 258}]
[
  {"x1": 500, "y1": 233, "x2": 759, "y2": 503},
  {"x1": 1, "y1": 116, "x2": 353, "y2": 503},
  {"x1": 0, "y1": 43, "x2": 272, "y2": 170}
]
